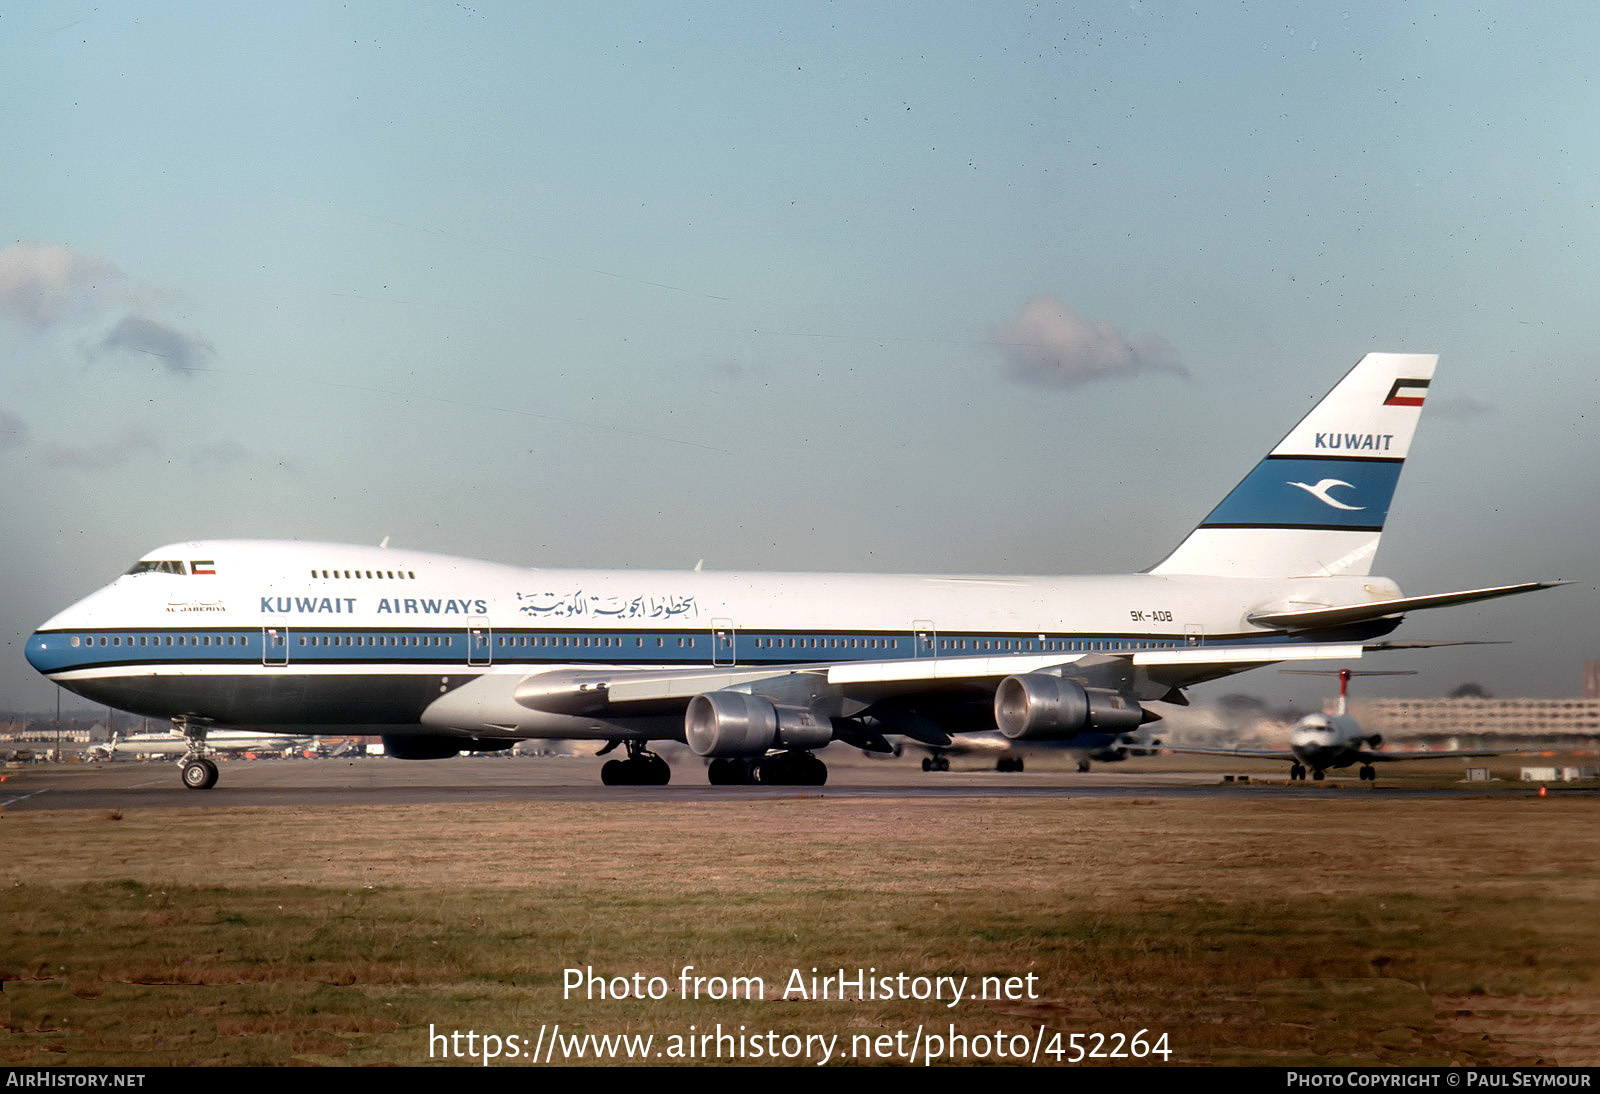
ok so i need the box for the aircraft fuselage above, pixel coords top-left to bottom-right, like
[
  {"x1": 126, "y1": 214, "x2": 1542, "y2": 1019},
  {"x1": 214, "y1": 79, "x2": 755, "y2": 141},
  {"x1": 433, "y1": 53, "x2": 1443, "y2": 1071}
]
[{"x1": 26, "y1": 539, "x2": 1399, "y2": 742}]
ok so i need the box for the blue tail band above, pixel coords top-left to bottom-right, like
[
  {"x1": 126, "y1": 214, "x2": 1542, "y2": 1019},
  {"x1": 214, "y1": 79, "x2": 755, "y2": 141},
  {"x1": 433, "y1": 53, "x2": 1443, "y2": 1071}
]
[{"x1": 1199, "y1": 455, "x2": 1404, "y2": 532}]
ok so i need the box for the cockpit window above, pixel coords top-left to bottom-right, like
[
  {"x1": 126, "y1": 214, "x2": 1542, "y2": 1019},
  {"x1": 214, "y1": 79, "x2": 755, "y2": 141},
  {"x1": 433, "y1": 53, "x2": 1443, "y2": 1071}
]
[{"x1": 124, "y1": 560, "x2": 190, "y2": 576}]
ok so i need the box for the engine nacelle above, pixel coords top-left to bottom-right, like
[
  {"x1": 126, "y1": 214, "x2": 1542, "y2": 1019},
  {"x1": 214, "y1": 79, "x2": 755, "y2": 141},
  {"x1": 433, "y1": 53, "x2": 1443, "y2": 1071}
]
[
  {"x1": 685, "y1": 692, "x2": 831, "y2": 757},
  {"x1": 993, "y1": 674, "x2": 1144, "y2": 741}
]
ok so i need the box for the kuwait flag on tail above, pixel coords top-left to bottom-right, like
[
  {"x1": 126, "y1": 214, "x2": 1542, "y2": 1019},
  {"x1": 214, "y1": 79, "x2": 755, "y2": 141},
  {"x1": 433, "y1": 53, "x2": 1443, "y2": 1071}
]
[{"x1": 1383, "y1": 378, "x2": 1430, "y2": 406}]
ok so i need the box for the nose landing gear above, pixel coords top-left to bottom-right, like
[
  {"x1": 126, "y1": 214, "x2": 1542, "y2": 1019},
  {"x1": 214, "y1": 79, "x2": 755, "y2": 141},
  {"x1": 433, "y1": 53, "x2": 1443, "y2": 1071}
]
[{"x1": 176, "y1": 717, "x2": 220, "y2": 790}]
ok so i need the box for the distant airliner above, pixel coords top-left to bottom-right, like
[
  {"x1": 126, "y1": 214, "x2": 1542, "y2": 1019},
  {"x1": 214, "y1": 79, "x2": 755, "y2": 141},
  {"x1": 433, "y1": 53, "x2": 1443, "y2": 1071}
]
[
  {"x1": 89, "y1": 728, "x2": 316, "y2": 761},
  {"x1": 1167, "y1": 669, "x2": 1504, "y2": 781},
  {"x1": 25, "y1": 353, "x2": 1561, "y2": 790},
  {"x1": 899, "y1": 725, "x2": 1163, "y2": 774}
]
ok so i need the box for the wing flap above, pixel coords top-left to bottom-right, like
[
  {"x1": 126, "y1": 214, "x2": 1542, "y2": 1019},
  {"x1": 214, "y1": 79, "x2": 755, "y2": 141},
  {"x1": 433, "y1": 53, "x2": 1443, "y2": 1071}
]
[{"x1": 1131, "y1": 643, "x2": 1366, "y2": 666}]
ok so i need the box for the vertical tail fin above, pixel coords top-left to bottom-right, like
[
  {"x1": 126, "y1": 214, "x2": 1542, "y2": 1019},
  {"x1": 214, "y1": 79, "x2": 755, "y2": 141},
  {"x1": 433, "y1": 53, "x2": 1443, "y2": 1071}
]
[{"x1": 1150, "y1": 352, "x2": 1438, "y2": 578}]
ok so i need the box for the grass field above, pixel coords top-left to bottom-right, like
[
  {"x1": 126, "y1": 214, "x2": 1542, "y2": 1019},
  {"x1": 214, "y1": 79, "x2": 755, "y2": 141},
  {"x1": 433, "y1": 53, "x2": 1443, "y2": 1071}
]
[{"x1": 2, "y1": 774, "x2": 1598, "y2": 1066}]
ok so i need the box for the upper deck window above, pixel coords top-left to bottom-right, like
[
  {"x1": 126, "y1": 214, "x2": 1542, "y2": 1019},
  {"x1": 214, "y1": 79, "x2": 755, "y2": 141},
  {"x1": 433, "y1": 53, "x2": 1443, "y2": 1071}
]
[{"x1": 125, "y1": 560, "x2": 189, "y2": 576}]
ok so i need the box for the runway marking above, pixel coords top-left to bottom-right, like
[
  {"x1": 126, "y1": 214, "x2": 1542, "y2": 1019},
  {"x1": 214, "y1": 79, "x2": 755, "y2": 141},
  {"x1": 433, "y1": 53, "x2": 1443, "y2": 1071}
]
[{"x1": 0, "y1": 788, "x2": 49, "y2": 808}]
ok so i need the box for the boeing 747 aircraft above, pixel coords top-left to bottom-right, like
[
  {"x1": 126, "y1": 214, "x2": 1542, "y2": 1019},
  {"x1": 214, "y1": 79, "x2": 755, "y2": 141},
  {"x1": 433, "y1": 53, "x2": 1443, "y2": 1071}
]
[{"x1": 25, "y1": 352, "x2": 1560, "y2": 790}]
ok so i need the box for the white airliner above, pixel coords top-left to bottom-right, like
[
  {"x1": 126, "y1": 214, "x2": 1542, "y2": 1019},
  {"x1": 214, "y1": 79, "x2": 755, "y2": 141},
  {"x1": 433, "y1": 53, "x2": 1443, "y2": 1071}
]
[
  {"x1": 88, "y1": 729, "x2": 317, "y2": 761},
  {"x1": 898, "y1": 726, "x2": 1163, "y2": 774},
  {"x1": 1169, "y1": 669, "x2": 1504, "y2": 782},
  {"x1": 25, "y1": 352, "x2": 1560, "y2": 791}
]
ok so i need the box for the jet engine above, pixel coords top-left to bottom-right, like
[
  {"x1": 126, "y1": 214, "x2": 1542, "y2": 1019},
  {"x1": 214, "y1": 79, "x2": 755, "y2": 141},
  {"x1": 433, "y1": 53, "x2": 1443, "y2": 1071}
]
[
  {"x1": 685, "y1": 691, "x2": 831, "y2": 757},
  {"x1": 993, "y1": 674, "x2": 1144, "y2": 741}
]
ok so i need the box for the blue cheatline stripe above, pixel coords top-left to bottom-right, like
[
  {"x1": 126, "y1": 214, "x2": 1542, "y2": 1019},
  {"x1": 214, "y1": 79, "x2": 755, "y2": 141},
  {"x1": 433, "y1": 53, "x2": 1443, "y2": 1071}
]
[
  {"x1": 26, "y1": 621, "x2": 1389, "y2": 676},
  {"x1": 1200, "y1": 455, "x2": 1404, "y2": 531}
]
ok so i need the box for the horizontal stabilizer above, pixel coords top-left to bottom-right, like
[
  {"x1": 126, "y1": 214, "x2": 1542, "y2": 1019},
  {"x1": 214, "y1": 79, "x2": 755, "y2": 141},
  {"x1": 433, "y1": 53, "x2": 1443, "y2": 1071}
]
[
  {"x1": 1248, "y1": 581, "x2": 1567, "y2": 630},
  {"x1": 1362, "y1": 639, "x2": 1508, "y2": 651}
]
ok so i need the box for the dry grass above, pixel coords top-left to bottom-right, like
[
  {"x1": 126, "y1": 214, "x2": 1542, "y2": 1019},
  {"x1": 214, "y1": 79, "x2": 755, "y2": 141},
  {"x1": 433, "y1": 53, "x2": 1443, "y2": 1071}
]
[{"x1": 3, "y1": 794, "x2": 1598, "y2": 1066}]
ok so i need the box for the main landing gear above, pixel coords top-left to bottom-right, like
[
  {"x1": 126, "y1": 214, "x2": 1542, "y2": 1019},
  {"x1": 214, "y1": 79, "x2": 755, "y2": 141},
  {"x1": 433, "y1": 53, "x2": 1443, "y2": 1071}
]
[
  {"x1": 181, "y1": 756, "x2": 219, "y2": 790},
  {"x1": 599, "y1": 740, "x2": 672, "y2": 786},
  {"x1": 706, "y1": 751, "x2": 827, "y2": 786},
  {"x1": 1359, "y1": 764, "x2": 1377, "y2": 782},
  {"x1": 920, "y1": 753, "x2": 1026, "y2": 772},
  {"x1": 176, "y1": 717, "x2": 219, "y2": 790}
]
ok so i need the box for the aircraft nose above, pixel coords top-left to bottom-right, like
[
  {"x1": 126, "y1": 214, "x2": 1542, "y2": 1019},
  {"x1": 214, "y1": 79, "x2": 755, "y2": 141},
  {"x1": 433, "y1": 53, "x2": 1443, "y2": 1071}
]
[{"x1": 24, "y1": 630, "x2": 58, "y2": 675}]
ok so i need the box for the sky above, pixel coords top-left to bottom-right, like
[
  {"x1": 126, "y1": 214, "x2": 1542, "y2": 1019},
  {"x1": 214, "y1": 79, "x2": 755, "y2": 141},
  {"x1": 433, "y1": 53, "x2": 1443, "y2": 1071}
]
[{"x1": 2, "y1": 1, "x2": 1596, "y2": 711}]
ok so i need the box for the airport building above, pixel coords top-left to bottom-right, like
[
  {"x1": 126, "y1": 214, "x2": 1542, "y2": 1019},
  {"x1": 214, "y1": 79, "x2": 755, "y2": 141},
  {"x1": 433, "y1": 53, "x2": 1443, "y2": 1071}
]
[{"x1": 1360, "y1": 697, "x2": 1600, "y2": 747}]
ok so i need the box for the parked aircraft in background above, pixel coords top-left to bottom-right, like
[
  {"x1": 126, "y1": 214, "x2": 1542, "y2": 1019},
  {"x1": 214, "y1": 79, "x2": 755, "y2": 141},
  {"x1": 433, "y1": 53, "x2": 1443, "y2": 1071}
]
[
  {"x1": 88, "y1": 729, "x2": 317, "y2": 761},
  {"x1": 902, "y1": 725, "x2": 1163, "y2": 773},
  {"x1": 26, "y1": 352, "x2": 1561, "y2": 790},
  {"x1": 1168, "y1": 669, "x2": 1504, "y2": 781}
]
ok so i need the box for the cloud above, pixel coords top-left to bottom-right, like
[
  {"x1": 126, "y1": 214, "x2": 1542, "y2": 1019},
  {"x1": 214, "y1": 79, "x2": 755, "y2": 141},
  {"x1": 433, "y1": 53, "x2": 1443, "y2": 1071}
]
[
  {"x1": 43, "y1": 427, "x2": 162, "y2": 470},
  {"x1": 0, "y1": 241, "x2": 214, "y2": 377},
  {"x1": 98, "y1": 315, "x2": 214, "y2": 374},
  {"x1": 0, "y1": 241, "x2": 123, "y2": 328},
  {"x1": 1426, "y1": 394, "x2": 1490, "y2": 419},
  {"x1": 991, "y1": 296, "x2": 1185, "y2": 388},
  {"x1": 0, "y1": 408, "x2": 26, "y2": 449},
  {"x1": 188, "y1": 439, "x2": 250, "y2": 467}
]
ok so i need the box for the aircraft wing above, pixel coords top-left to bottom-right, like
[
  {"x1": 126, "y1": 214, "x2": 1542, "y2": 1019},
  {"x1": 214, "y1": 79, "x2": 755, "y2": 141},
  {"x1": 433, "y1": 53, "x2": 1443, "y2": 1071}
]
[
  {"x1": 1161, "y1": 744, "x2": 1297, "y2": 761},
  {"x1": 426, "y1": 642, "x2": 1372, "y2": 741},
  {"x1": 827, "y1": 643, "x2": 1366, "y2": 688},
  {"x1": 512, "y1": 642, "x2": 1369, "y2": 711},
  {"x1": 1162, "y1": 744, "x2": 1512, "y2": 763},
  {"x1": 1356, "y1": 746, "x2": 1509, "y2": 762},
  {"x1": 1247, "y1": 581, "x2": 1567, "y2": 631}
]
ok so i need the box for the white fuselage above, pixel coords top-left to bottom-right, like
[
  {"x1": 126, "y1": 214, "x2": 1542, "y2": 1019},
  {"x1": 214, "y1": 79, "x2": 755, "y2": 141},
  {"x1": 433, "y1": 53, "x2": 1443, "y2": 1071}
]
[
  {"x1": 1287, "y1": 712, "x2": 1369, "y2": 772},
  {"x1": 27, "y1": 539, "x2": 1403, "y2": 741}
]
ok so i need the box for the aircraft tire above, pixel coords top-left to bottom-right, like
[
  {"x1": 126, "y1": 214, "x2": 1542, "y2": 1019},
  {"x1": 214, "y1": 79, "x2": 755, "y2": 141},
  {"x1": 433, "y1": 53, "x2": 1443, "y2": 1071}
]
[
  {"x1": 182, "y1": 758, "x2": 218, "y2": 790},
  {"x1": 602, "y1": 756, "x2": 672, "y2": 786},
  {"x1": 756, "y1": 751, "x2": 826, "y2": 786},
  {"x1": 806, "y1": 756, "x2": 827, "y2": 786},
  {"x1": 708, "y1": 758, "x2": 754, "y2": 785}
]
